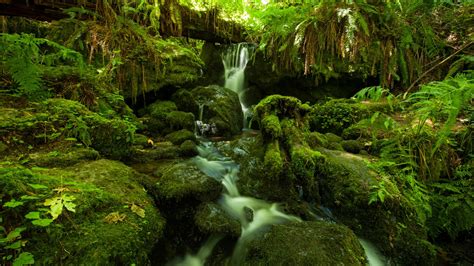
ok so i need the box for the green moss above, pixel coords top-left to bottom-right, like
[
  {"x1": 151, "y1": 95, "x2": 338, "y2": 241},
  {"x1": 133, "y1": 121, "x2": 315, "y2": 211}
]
[
  {"x1": 172, "y1": 89, "x2": 199, "y2": 114},
  {"x1": 130, "y1": 142, "x2": 180, "y2": 163},
  {"x1": 0, "y1": 160, "x2": 165, "y2": 265},
  {"x1": 165, "y1": 129, "x2": 196, "y2": 145},
  {"x1": 254, "y1": 95, "x2": 311, "y2": 121},
  {"x1": 179, "y1": 139, "x2": 198, "y2": 157},
  {"x1": 245, "y1": 221, "x2": 366, "y2": 265},
  {"x1": 342, "y1": 140, "x2": 364, "y2": 154},
  {"x1": 148, "y1": 101, "x2": 178, "y2": 119},
  {"x1": 306, "y1": 131, "x2": 329, "y2": 148},
  {"x1": 0, "y1": 99, "x2": 135, "y2": 159},
  {"x1": 133, "y1": 133, "x2": 149, "y2": 146},
  {"x1": 166, "y1": 111, "x2": 195, "y2": 131},
  {"x1": 263, "y1": 140, "x2": 283, "y2": 179},
  {"x1": 261, "y1": 114, "x2": 282, "y2": 139},
  {"x1": 309, "y1": 99, "x2": 370, "y2": 135},
  {"x1": 314, "y1": 148, "x2": 436, "y2": 264},
  {"x1": 153, "y1": 160, "x2": 221, "y2": 202},
  {"x1": 190, "y1": 85, "x2": 243, "y2": 136},
  {"x1": 27, "y1": 147, "x2": 99, "y2": 167},
  {"x1": 194, "y1": 202, "x2": 241, "y2": 237}
]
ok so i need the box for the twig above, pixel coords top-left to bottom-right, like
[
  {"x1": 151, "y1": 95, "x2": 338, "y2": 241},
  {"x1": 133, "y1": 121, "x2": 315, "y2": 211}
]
[{"x1": 403, "y1": 41, "x2": 473, "y2": 99}]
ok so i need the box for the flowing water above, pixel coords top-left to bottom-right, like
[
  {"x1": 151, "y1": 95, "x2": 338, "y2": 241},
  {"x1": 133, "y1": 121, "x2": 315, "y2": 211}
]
[
  {"x1": 183, "y1": 139, "x2": 300, "y2": 265},
  {"x1": 222, "y1": 43, "x2": 253, "y2": 128},
  {"x1": 170, "y1": 43, "x2": 386, "y2": 266}
]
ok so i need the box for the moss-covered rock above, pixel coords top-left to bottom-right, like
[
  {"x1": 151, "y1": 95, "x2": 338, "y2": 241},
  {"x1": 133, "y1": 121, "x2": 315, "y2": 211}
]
[
  {"x1": 153, "y1": 160, "x2": 221, "y2": 202},
  {"x1": 133, "y1": 133, "x2": 149, "y2": 146},
  {"x1": 0, "y1": 160, "x2": 164, "y2": 265},
  {"x1": 342, "y1": 139, "x2": 364, "y2": 154},
  {"x1": 165, "y1": 129, "x2": 196, "y2": 145},
  {"x1": 261, "y1": 114, "x2": 282, "y2": 139},
  {"x1": 145, "y1": 100, "x2": 178, "y2": 133},
  {"x1": 244, "y1": 221, "x2": 367, "y2": 265},
  {"x1": 179, "y1": 139, "x2": 199, "y2": 157},
  {"x1": 315, "y1": 148, "x2": 436, "y2": 265},
  {"x1": 166, "y1": 111, "x2": 195, "y2": 131},
  {"x1": 129, "y1": 142, "x2": 181, "y2": 163},
  {"x1": 194, "y1": 202, "x2": 241, "y2": 237},
  {"x1": 172, "y1": 88, "x2": 199, "y2": 114},
  {"x1": 0, "y1": 98, "x2": 136, "y2": 159},
  {"x1": 190, "y1": 85, "x2": 243, "y2": 136},
  {"x1": 263, "y1": 140, "x2": 283, "y2": 179},
  {"x1": 27, "y1": 147, "x2": 100, "y2": 167}
]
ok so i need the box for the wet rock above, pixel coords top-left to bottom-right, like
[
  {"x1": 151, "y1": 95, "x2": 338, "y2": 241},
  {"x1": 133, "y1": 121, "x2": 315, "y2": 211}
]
[
  {"x1": 190, "y1": 85, "x2": 243, "y2": 137},
  {"x1": 154, "y1": 160, "x2": 222, "y2": 202},
  {"x1": 315, "y1": 148, "x2": 436, "y2": 265},
  {"x1": 194, "y1": 202, "x2": 241, "y2": 237},
  {"x1": 244, "y1": 221, "x2": 367, "y2": 265}
]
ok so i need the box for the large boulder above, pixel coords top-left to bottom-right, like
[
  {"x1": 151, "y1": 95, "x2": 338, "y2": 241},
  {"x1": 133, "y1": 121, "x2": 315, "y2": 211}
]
[
  {"x1": 0, "y1": 159, "x2": 164, "y2": 265},
  {"x1": 315, "y1": 148, "x2": 437, "y2": 265},
  {"x1": 244, "y1": 221, "x2": 367, "y2": 265},
  {"x1": 190, "y1": 85, "x2": 243, "y2": 137},
  {"x1": 0, "y1": 98, "x2": 136, "y2": 159}
]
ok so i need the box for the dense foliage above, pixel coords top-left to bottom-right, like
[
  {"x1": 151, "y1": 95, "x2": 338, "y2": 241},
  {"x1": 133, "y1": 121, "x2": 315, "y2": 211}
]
[{"x1": 0, "y1": 0, "x2": 472, "y2": 265}]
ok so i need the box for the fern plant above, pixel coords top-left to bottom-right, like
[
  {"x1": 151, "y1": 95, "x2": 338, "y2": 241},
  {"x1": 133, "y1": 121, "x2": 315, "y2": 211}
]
[{"x1": 0, "y1": 33, "x2": 84, "y2": 100}]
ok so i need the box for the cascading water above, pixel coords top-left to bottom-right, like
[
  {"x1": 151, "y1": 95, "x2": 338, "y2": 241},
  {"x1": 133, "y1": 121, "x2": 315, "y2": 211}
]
[
  {"x1": 170, "y1": 138, "x2": 387, "y2": 266},
  {"x1": 222, "y1": 43, "x2": 253, "y2": 128},
  {"x1": 171, "y1": 139, "x2": 300, "y2": 265}
]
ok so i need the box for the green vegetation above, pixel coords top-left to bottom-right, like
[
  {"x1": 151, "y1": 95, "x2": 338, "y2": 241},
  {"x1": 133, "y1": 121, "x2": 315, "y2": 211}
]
[{"x1": 0, "y1": 0, "x2": 472, "y2": 265}]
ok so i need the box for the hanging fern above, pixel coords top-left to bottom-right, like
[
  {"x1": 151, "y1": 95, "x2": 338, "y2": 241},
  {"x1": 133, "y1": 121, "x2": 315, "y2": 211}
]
[{"x1": 0, "y1": 33, "x2": 84, "y2": 100}]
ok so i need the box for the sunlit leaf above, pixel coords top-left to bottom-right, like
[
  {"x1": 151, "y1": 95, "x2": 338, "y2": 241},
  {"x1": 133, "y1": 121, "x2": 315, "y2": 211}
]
[
  {"x1": 13, "y1": 252, "x2": 34, "y2": 266},
  {"x1": 32, "y1": 219, "x2": 53, "y2": 227},
  {"x1": 131, "y1": 204, "x2": 146, "y2": 218},
  {"x1": 25, "y1": 212, "x2": 40, "y2": 220},
  {"x1": 4, "y1": 199, "x2": 24, "y2": 208}
]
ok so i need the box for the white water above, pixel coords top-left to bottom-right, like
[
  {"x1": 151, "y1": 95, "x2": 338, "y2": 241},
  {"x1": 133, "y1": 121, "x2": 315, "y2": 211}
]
[
  {"x1": 173, "y1": 140, "x2": 300, "y2": 266},
  {"x1": 222, "y1": 43, "x2": 252, "y2": 128},
  {"x1": 359, "y1": 238, "x2": 387, "y2": 266}
]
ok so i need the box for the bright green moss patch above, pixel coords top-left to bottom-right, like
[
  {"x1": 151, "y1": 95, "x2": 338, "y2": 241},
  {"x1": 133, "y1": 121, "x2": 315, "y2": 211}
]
[
  {"x1": 263, "y1": 140, "x2": 283, "y2": 179},
  {"x1": 261, "y1": 114, "x2": 282, "y2": 139}
]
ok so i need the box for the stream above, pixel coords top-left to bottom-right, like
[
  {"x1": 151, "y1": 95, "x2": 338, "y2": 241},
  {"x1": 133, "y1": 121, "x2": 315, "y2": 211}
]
[{"x1": 170, "y1": 43, "x2": 387, "y2": 265}]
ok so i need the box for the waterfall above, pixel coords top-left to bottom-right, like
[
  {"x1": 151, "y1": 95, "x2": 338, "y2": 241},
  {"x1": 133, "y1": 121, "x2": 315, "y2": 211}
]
[{"x1": 222, "y1": 43, "x2": 253, "y2": 128}]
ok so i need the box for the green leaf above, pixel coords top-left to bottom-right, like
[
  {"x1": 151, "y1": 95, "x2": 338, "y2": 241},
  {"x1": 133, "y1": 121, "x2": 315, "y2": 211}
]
[
  {"x1": 131, "y1": 204, "x2": 145, "y2": 218},
  {"x1": 4, "y1": 199, "x2": 24, "y2": 208},
  {"x1": 5, "y1": 240, "x2": 22, "y2": 249},
  {"x1": 13, "y1": 252, "x2": 34, "y2": 266},
  {"x1": 25, "y1": 212, "x2": 41, "y2": 220},
  {"x1": 31, "y1": 219, "x2": 53, "y2": 227},
  {"x1": 63, "y1": 201, "x2": 76, "y2": 213},
  {"x1": 20, "y1": 195, "x2": 39, "y2": 200},
  {"x1": 5, "y1": 227, "x2": 26, "y2": 242},
  {"x1": 28, "y1": 183, "x2": 48, "y2": 190}
]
